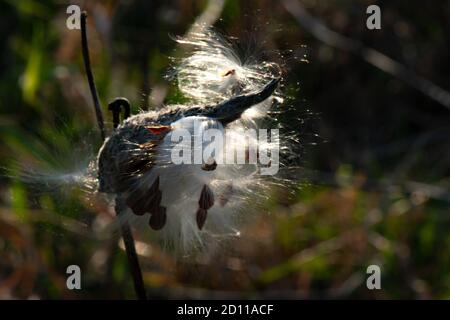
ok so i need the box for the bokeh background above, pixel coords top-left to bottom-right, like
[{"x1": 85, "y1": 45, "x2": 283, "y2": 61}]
[{"x1": 0, "y1": 0, "x2": 449, "y2": 299}]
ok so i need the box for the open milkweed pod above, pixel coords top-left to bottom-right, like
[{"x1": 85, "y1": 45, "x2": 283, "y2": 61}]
[{"x1": 96, "y1": 30, "x2": 284, "y2": 254}]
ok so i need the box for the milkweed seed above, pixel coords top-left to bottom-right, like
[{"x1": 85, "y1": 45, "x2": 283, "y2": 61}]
[
  {"x1": 149, "y1": 206, "x2": 167, "y2": 230},
  {"x1": 196, "y1": 208, "x2": 207, "y2": 230},
  {"x1": 199, "y1": 184, "x2": 214, "y2": 209}
]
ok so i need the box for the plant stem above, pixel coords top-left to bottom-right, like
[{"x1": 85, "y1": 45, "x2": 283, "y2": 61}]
[
  {"x1": 80, "y1": 11, "x2": 106, "y2": 141},
  {"x1": 115, "y1": 196, "x2": 147, "y2": 300},
  {"x1": 80, "y1": 11, "x2": 146, "y2": 299}
]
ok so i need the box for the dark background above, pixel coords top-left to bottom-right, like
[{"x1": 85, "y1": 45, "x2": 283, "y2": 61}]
[{"x1": 0, "y1": 0, "x2": 449, "y2": 299}]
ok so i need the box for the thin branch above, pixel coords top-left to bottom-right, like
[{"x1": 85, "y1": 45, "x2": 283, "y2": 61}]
[
  {"x1": 281, "y1": 0, "x2": 450, "y2": 110},
  {"x1": 80, "y1": 11, "x2": 146, "y2": 299},
  {"x1": 80, "y1": 11, "x2": 106, "y2": 140},
  {"x1": 115, "y1": 196, "x2": 147, "y2": 300}
]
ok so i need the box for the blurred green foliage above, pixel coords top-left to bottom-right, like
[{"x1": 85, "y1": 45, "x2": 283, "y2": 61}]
[{"x1": 0, "y1": 0, "x2": 449, "y2": 299}]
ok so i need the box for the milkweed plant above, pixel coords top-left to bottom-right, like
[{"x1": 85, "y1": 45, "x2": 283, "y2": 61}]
[{"x1": 18, "y1": 28, "x2": 300, "y2": 256}]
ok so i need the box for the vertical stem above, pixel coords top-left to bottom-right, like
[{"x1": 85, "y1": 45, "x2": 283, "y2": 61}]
[
  {"x1": 80, "y1": 11, "x2": 146, "y2": 299},
  {"x1": 80, "y1": 11, "x2": 106, "y2": 141},
  {"x1": 115, "y1": 196, "x2": 147, "y2": 300}
]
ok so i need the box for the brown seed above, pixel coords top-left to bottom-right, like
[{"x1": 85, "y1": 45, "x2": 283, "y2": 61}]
[
  {"x1": 147, "y1": 189, "x2": 162, "y2": 213},
  {"x1": 126, "y1": 176, "x2": 161, "y2": 216},
  {"x1": 199, "y1": 184, "x2": 214, "y2": 210},
  {"x1": 125, "y1": 187, "x2": 147, "y2": 215},
  {"x1": 196, "y1": 208, "x2": 207, "y2": 230},
  {"x1": 201, "y1": 158, "x2": 217, "y2": 171},
  {"x1": 149, "y1": 206, "x2": 167, "y2": 230}
]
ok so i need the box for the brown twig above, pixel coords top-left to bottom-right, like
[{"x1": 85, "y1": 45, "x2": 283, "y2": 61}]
[
  {"x1": 115, "y1": 196, "x2": 147, "y2": 300},
  {"x1": 80, "y1": 11, "x2": 146, "y2": 300},
  {"x1": 80, "y1": 11, "x2": 106, "y2": 140}
]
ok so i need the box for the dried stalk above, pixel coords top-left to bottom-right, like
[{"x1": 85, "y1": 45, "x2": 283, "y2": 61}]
[
  {"x1": 80, "y1": 11, "x2": 146, "y2": 300},
  {"x1": 80, "y1": 12, "x2": 106, "y2": 141}
]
